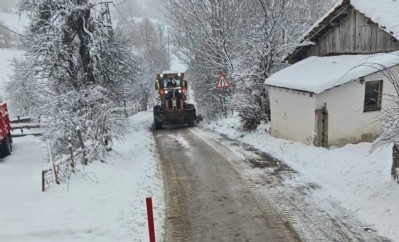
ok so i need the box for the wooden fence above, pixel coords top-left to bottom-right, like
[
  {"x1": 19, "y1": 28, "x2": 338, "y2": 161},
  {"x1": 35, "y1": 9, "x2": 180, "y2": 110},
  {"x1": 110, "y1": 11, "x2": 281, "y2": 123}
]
[
  {"x1": 41, "y1": 151, "x2": 82, "y2": 192},
  {"x1": 42, "y1": 164, "x2": 60, "y2": 192},
  {"x1": 11, "y1": 116, "x2": 43, "y2": 137}
]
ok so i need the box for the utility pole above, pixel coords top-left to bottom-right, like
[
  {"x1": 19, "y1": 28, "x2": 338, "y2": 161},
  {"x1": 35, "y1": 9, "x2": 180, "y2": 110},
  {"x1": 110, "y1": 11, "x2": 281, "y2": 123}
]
[
  {"x1": 167, "y1": 27, "x2": 170, "y2": 60},
  {"x1": 98, "y1": 1, "x2": 114, "y2": 39}
]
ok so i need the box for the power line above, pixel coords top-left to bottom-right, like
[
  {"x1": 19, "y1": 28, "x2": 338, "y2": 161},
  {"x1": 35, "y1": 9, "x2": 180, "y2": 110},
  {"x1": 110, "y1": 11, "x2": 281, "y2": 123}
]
[
  {"x1": 0, "y1": 24, "x2": 25, "y2": 38},
  {"x1": 112, "y1": 2, "x2": 135, "y2": 31}
]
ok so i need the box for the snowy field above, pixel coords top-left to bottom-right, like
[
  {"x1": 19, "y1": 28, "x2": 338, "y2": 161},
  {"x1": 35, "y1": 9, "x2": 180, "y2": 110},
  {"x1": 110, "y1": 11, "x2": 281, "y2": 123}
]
[
  {"x1": 0, "y1": 112, "x2": 164, "y2": 242},
  {"x1": 203, "y1": 115, "x2": 399, "y2": 241}
]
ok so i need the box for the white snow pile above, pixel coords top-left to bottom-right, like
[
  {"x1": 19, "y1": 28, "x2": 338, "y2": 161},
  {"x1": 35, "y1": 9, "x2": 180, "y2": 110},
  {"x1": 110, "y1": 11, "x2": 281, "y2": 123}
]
[
  {"x1": 266, "y1": 52, "x2": 399, "y2": 94},
  {"x1": 204, "y1": 115, "x2": 399, "y2": 241},
  {"x1": 0, "y1": 111, "x2": 164, "y2": 242}
]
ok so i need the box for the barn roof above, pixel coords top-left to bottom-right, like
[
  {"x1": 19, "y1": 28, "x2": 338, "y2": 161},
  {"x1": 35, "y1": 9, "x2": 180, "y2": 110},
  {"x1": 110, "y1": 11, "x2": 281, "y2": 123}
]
[
  {"x1": 266, "y1": 51, "x2": 399, "y2": 94},
  {"x1": 286, "y1": 0, "x2": 399, "y2": 62}
]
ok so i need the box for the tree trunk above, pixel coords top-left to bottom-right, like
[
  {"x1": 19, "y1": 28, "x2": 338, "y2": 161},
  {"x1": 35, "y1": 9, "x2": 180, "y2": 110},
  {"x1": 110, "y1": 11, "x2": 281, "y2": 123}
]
[{"x1": 77, "y1": 5, "x2": 95, "y2": 86}]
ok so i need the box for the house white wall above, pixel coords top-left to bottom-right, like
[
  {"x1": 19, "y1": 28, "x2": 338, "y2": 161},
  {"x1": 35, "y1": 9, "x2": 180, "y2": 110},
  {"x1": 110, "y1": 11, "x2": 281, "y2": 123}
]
[
  {"x1": 268, "y1": 66, "x2": 399, "y2": 147},
  {"x1": 316, "y1": 66, "x2": 399, "y2": 146},
  {"x1": 269, "y1": 87, "x2": 315, "y2": 145}
]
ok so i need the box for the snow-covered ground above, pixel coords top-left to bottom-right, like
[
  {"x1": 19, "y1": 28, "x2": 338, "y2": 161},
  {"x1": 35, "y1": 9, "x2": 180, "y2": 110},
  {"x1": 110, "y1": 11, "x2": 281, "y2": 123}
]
[
  {"x1": 0, "y1": 112, "x2": 164, "y2": 242},
  {"x1": 203, "y1": 115, "x2": 399, "y2": 241}
]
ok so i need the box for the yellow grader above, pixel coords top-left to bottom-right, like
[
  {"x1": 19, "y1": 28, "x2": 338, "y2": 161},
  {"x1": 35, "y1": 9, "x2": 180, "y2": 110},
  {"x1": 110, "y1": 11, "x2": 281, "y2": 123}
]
[{"x1": 153, "y1": 72, "x2": 197, "y2": 129}]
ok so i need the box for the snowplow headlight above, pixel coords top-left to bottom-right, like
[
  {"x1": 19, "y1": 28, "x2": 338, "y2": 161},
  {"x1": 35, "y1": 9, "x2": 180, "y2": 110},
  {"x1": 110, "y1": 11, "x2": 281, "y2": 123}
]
[
  {"x1": 178, "y1": 73, "x2": 181, "y2": 77},
  {"x1": 160, "y1": 74, "x2": 164, "y2": 78},
  {"x1": 178, "y1": 90, "x2": 182, "y2": 93},
  {"x1": 165, "y1": 90, "x2": 168, "y2": 94}
]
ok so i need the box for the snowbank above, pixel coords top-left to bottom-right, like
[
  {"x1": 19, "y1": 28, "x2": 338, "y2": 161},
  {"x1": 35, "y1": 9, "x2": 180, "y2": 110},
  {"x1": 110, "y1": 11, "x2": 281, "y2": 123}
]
[
  {"x1": 0, "y1": 111, "x2": 164, "y2": 242},
  {"x1": 204, "y1": 115, "x2": 399, "y2": 241}
]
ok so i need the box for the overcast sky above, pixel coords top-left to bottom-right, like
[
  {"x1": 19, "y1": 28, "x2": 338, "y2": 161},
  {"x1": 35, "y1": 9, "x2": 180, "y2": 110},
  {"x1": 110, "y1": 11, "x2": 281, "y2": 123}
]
[
  {"x1": 104, "y1": 0, "x2": 162, "y2": 19},
  {"x1": 0, "y1": 0, "x2": 19, "y2": 13}
]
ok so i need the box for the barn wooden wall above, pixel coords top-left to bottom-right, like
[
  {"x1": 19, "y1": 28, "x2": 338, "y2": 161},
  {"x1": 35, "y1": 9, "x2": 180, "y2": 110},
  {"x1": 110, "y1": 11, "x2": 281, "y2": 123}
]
[{"x1": 302, "y1": 8, "x2": 399, "y2": 59}]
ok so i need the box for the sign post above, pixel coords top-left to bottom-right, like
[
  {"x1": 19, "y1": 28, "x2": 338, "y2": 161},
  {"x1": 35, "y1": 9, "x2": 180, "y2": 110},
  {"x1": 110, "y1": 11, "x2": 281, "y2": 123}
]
[
  {"x1": 215, "y1": 72, "x2": 232, "y2": 89},
  {"x1": 146, "y1": 197, "x2": 156, "y2": 242}
]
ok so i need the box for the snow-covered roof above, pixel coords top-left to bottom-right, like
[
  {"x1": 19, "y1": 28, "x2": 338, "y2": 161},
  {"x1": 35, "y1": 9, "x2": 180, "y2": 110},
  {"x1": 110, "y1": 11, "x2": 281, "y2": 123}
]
[
  {"x1": 306, "y1": 0, "x2": 399, "y2": 41},
  {"x1": 266, "y1": 51, "x2": 399, "y2": 94},
  {"x1": 300, "y1": 1, "x2": 346, "y2": 41},
  {"x1": 352, "y1": 0, "x2": 399, "y2": 38},
  {"x1": 286, "y1": 0, "x2": 399, "y2": 62}
]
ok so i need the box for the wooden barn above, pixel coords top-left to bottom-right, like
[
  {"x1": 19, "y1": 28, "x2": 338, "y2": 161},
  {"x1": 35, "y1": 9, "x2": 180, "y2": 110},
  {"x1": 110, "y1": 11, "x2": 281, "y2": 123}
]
[{"x1": 265, "y1": 0, "x2": 399, "y2": 147}]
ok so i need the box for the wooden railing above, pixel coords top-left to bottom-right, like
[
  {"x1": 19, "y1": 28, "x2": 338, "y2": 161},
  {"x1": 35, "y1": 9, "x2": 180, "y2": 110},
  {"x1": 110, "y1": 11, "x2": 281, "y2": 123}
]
[
  {"x1": 41, "y1": 151, "x2": 82, "y2": 192},
  {"x1": 10, "y1": 116, "x2": 43, "y2": 137}
]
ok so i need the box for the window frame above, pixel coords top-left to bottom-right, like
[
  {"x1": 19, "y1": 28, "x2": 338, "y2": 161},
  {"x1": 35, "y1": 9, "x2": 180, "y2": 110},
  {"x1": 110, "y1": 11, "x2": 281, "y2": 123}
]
[{"x1": 363, "y1": 80, "x2": 383, "y2": 112}]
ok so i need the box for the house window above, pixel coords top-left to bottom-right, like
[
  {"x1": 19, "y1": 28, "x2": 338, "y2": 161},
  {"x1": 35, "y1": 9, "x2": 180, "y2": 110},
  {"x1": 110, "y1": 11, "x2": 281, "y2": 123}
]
[{"x1": 364, "y1": 80, "x2": 383, "y2": 112}]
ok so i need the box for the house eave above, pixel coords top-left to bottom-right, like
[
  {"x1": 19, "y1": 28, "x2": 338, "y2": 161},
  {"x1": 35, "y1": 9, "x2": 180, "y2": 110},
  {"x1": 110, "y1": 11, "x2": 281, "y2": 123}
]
[
  {"x1": 285, "y1": 0, "x2": 399, "y2": 63},
  {"x1": 265, "y1": 84, "x2": 316, "y2": 95}
]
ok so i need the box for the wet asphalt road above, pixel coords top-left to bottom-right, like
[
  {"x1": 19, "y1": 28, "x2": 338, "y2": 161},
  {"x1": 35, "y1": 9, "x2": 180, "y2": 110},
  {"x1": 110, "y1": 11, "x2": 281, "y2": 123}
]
[{"x1": 154, "y1": 128, "x2": 300, "y2": 242}]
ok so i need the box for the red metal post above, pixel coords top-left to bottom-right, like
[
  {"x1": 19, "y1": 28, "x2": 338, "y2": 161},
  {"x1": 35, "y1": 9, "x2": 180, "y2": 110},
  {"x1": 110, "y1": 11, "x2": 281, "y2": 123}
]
[
  {"x1": 146, "y1": 197, "x2": 156, "y2": 242},
  {"x1": 42, "y1": 170, "x2": 45, "y2": 192}
]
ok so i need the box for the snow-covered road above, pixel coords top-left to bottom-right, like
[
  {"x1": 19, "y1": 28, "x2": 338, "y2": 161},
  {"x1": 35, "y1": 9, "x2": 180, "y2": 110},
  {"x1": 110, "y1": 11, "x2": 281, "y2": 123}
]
[
  {"x1": 155, "y1": 126, "x2": 390, "y2": 242},
  {"x1": 156, "y1": 127, "x2": 300, "y2": 241}
]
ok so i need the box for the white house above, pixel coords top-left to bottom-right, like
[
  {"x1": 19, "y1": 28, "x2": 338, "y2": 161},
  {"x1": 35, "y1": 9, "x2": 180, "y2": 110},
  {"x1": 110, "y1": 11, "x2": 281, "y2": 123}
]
[{"x1": 265, "y1": 0, "x2": 399, "y2": 147}]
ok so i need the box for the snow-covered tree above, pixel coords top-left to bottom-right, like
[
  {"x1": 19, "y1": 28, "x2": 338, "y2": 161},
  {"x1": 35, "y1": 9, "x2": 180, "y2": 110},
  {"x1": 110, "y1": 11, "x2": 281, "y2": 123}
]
[
  {"x1": 162, "y1": 0, "x2": 335, "y2": 127},
  {"x1": 367, "y1": 55, "x2": 399, "y2": 181},
  {"x1": 131, "y1": 18, "x2": 170, "y2": 110},
  {"x1": 162, "y1": 0, "x2": 247, "y2": 119},
  {"x1": 115, "y1": 16, "x2": 170, "y2": 112},
  {"x1": 12, "y1": 0, "x2": 139, "y2": 163}
]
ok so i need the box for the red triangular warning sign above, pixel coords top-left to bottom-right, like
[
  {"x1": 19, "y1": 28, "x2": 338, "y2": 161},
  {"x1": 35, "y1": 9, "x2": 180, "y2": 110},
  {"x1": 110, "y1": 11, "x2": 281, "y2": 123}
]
[{"x1": 216, "y1": 72, "x2": 231, "y2": 89}]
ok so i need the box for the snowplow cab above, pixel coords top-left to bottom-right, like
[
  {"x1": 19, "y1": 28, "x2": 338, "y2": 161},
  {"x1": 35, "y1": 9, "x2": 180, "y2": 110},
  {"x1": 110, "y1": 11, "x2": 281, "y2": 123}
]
[
  {"x1": 153, "y1": 72, "x2": 196, "y2": 130},
  {"x1": 155, "y1": 73, "x2": 187, "y2": 91}
]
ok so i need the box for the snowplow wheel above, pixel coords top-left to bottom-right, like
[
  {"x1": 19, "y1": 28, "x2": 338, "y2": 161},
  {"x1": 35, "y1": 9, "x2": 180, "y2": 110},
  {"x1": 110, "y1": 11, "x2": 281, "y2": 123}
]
[
  {"x1": 155, "y1": 121, "x2": 163, "y2": 130},
  {"x1": 153, "y1": 105, "x2": 163, "y2": 130},
  {"x1": 0, "y1": 136, "x2": 12, "y2": 158},
  {"x1": 187, "y1": 119, "x2": 195, "y2": 127},
  {"x1": 185, "y1": 103, "x2": 196, "y2": 128}
]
